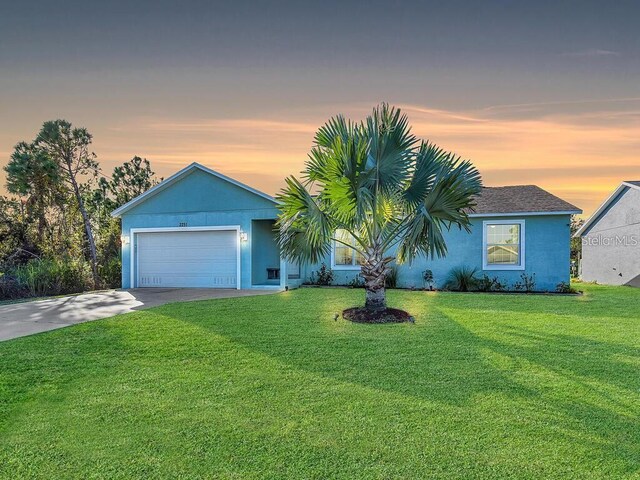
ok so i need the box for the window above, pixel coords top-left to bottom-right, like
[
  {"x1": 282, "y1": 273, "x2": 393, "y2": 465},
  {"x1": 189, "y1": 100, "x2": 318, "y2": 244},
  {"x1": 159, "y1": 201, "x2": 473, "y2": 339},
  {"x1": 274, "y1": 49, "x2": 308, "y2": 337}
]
[
  {"x1": 483, "y1": 220, "x2": 525, "y2": 270},
  {"x1": 332, "y1": 229, "x2": 364, "y2": 269}
]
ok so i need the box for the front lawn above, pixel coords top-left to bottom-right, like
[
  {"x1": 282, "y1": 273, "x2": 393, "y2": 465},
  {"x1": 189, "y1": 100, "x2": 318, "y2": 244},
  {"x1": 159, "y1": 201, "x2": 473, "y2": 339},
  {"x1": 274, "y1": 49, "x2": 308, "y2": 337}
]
[{"x1": 0, "y1": 284, "x2": 638, "y2": 479}]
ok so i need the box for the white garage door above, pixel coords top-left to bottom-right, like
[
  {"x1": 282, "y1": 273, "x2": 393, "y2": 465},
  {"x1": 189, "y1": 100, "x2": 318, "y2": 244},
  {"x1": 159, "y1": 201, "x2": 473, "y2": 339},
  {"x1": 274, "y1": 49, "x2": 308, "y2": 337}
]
[{"x1": 136, "y1": 230, "x2": 238, "y2": 288}]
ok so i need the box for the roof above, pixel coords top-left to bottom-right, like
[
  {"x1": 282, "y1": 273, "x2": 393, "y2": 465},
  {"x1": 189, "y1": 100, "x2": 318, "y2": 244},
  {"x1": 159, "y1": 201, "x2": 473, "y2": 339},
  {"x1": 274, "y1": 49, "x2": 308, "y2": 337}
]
[
  {"x1": 111, "y1": 162, "x2": 277, "y2": 217},
  {"x1": 574, "y1": 181, "x2": 640, "y2": 237},
  {"x1": 111, "y1": 163, "x2": 581, "y2": 219},
  {"x1": 469, "y1": 185, "x2": 582, "y2": 217}
]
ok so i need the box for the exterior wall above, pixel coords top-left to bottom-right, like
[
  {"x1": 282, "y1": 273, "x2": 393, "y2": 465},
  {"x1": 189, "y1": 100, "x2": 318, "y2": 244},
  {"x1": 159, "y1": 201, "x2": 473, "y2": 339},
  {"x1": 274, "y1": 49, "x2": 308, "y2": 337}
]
[
  {"x1": 581, "y1": 187, "x2": 640, "y2": 286},
  {"x1": 119, "y1": 168, "x2": 575, "y2": 292},
  {"x1": 301, "y1": 215, "x2": 573, "y2": 292},
  {"x1": 251, "y1": 220, "x2": 280, "y2": 285},
  {"x1": 120, "y1": 169, "x2": 281, "y2": 289},
  {"x1": 284, "y1": 273, "x2": 304, "y2": 289}
]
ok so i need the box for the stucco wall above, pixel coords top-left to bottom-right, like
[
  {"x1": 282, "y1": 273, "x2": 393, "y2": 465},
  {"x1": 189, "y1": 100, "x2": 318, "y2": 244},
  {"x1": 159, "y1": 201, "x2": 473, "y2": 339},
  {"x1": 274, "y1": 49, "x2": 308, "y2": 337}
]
[
  {"x1": 119, "y1": 169, "x2": 573, "y2": 292},
  {"x1": 302, "y1": 215, "x2": 573, "y2": 292},
  {"x1": 251, "y1": 220, "x2": 280, "y2": 285},
  {"x1": 581, "y1": 186, "x2": 640, "y2": 286},
  {"x1": 120, "y1": 169, "x2": 281, "y2": 289}
]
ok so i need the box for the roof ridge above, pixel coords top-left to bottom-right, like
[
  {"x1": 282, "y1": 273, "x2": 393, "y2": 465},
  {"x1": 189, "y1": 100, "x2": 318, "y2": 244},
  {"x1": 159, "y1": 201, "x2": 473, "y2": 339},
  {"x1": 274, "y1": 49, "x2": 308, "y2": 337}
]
[
  {"x1": 481, "y1": 184, "x2": 542, "y2": 190},
  {"x1": 575, "y1": 181, "x2": 638, "y2": 236},
  {"x1": 111, "y1": 162, "x2": 277, "y2": 217}
]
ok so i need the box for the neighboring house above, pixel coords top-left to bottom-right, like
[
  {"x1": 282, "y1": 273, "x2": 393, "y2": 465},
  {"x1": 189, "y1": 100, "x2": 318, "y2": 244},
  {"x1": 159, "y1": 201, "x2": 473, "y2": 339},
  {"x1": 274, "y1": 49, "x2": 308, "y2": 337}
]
[
  {"x1": 112, "y1": 162, "x2": 581, "y2": 292},
  {"x1": 575, "y1": 181, "x2": 640, "y2": 287}
]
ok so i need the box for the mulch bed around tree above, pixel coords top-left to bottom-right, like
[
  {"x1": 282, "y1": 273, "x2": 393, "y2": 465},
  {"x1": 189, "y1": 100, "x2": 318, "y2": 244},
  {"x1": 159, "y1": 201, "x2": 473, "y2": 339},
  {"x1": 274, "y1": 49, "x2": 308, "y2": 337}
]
[{"x1": 343, "y1": 307, "x2": 412, "y2": 324}]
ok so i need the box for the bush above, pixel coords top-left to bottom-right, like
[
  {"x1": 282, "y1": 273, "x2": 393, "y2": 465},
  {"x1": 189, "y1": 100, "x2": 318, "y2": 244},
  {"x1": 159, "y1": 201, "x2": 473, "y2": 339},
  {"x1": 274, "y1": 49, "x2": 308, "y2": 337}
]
[
  {"x1": 12, "y1": 258, "x2": 93, "y2": 298},
  {"x1": 308, "y1": 263, "x2": 334, "y2": 286},
  {"x1": 445, "y1": 266, "x2": 479, "y2": 292},
  {"x1": 477, "y1": 274, "x2": 506, "y2": 292},
  {"x1": 348, "y1": 274, "x2": 365, "y2": 288},
  {"x1": 0, "y1": 272, "x2": 29, "y2": 300},
  {"x1": 99, "y1": 256, "x2": 122, "y2": 289},
  {"x1": 385, "y1": 266, "x2": 398, "y2": 289},
  {"x1": 513, "y1": 273, "x2": 536, "y2": 293},
  {"x1": 556, "y1": 281, "x2": 578, "y2": 294},
  {"x1": 422, "y1": 269, "x2": 434, "y2": 290}
]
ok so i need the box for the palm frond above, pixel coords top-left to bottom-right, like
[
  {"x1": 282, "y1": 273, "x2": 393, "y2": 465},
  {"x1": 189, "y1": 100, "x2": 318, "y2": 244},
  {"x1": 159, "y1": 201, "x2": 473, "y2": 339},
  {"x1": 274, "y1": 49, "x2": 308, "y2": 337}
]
[
  {"x1": 420, "y1": 154, "x2": 482, "y2": 227},
  {"x1": 402, "y1": 141, "x2": 447, "y2": 207},
  {"x1": 313, "y1": 114, "x2": 356, "y2": 150},
  {"x1": 277, "y1": 103, "x2": 483, "y2": 273},
  {"x1": 364, "y1": 104, "x2": 417, "y2": 194},
  {"x1": 275, "y1": 176, "x2": 333, "y2": 263}
]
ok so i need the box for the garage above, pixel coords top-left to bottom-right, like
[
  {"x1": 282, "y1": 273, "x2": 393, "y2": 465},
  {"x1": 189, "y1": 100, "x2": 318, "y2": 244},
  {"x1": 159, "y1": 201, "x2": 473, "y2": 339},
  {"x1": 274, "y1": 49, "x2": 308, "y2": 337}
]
[
  {"x1": 113, "y1": 163, "x2": 294, "y2": 290},
  {"x1": 132, "y1": 228, "x2": 240, "y2": 288}
]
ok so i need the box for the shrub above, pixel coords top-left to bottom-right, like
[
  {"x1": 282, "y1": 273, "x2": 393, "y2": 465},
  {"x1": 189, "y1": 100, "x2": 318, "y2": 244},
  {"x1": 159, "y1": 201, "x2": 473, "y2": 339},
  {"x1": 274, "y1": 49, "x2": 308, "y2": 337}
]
[
  {"x1": 308, "y1": 263, "x2": 334, "y2": 286},
  {"x1": 477, "y1": 274, "x2": 506, "y2": 292},
  {"x1": 385, "y1": 266, "x2": 398, "y2": 289},
  {"x1": 348, "y1": 275, "x2": 365, "y2": 288},
  {"x1": 99, "y1": 256, "x2": 122, "y2": 289},
  {"x1": 445, "y1": 266, "x2": 479, "y2": 292},
  {"x1": 556, "y1": 281, "x2": 578, "y2": 294},
  {"x1": 513, "y1": 273, "x2": 536, "y2": 293},
  {"x1": 422, "y1": 269, "x2": 434, "y2": 290},
  {"x1": 0, "y1": 272, "x2": 29, "y2": 300},
  {"x1": 12, "y1": 258, "x2": 93, "y2": 297}
]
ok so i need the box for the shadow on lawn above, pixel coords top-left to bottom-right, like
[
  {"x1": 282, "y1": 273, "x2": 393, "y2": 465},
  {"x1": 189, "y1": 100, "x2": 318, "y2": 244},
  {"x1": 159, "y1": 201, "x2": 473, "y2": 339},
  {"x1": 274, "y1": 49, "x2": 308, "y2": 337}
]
[
  {"x1": 170, "y1": 292, "x2": 639, "y2": 406},
  {"x1": 171, "y1": 300, "x2": 529, "y2": 406},
  {"x1": 168, "y1": 290, "x2": 639, "y2": 471},
  {"x1": 440, "y1": 318, "x2": 640, "y2": 467},
  {"x1": 433, "y1": 290, "x2": 639, "y2": 322},
  {"x1": 481, "y1": 324, "x2": 640, "y2": 396}
]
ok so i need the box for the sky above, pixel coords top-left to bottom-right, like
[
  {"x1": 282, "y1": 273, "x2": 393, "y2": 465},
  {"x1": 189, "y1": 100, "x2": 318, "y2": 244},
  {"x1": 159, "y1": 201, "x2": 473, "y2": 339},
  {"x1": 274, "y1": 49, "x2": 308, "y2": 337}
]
[{"x1": 1, "y1": 0, "x2": 639, "y2": 216}]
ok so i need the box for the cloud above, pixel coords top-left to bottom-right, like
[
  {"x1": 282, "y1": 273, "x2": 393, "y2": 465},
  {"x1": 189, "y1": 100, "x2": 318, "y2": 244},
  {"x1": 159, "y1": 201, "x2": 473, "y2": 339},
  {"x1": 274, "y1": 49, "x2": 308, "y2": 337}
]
[
  {"x1": 393, "y1": 102, "x2": 640, "y2": 215},
  {"x1": 482, "y1": 97, "x2": 640, "y2": 113},
  {"x1": 560, "y1": 48, "x2": 621, "y2": 57},
  {"x1": 141, "y1": 118, "x2": 317, "y2": 134},
  {"x1": 89, "y1": 99, "x2": 640, "y2": 217}
]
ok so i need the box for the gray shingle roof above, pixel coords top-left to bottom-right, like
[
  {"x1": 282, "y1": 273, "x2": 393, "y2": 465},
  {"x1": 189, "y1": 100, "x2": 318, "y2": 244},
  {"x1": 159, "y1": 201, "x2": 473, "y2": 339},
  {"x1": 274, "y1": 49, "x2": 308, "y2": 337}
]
[
  {"x1": 471, "y1": 185, "x2": 581, "y2": 215},
  {"x1": 625, "y1": 180, "x2": 640, "y2": 187}
]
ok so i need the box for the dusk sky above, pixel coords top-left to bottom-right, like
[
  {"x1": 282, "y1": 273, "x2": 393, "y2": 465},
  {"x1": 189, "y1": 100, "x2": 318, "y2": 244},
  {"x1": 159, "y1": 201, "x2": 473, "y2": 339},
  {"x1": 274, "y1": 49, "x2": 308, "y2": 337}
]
[{"x1": 2, "y1": 0, "x2": 639, "y2": 216}]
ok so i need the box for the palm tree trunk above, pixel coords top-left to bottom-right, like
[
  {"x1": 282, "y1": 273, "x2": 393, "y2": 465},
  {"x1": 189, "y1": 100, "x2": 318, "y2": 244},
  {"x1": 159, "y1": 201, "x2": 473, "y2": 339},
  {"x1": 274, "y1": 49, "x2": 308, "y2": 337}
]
[
  {"x1": 364, "y1": 283, "x2": 386, "y2": 310},
  {"x1": 360, "y1": 247, "x2": 390, "y2": 310}
]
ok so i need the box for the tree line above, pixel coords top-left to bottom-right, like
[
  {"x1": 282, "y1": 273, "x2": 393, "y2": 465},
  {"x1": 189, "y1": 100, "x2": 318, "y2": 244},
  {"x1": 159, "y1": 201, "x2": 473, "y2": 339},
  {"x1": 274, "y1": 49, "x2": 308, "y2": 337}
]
[{"x1": 0, "y1": 120, "x2": 160, "y2": 299}]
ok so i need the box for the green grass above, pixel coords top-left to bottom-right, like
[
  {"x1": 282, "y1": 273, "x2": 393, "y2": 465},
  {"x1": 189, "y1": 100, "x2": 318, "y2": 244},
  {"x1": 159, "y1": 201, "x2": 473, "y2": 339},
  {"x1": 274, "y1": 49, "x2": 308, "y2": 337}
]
[{"x1": 0, "y1": 284, "x2": 638, "y2": 479}]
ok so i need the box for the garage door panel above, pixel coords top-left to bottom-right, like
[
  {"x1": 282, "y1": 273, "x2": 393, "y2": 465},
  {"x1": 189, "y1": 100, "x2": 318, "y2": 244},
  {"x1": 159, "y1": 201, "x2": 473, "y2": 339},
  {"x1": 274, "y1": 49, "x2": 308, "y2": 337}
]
[{"x1": 136, "y1": 230, "x2": 238, "y2": 288}]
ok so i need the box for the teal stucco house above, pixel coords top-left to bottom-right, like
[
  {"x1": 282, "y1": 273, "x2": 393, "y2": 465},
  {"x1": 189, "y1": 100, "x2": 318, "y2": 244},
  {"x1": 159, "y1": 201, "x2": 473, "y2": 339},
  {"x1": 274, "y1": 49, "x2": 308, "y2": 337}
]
[{"x1": 112, "y1": 162, "x2": 581, "y2": 292}]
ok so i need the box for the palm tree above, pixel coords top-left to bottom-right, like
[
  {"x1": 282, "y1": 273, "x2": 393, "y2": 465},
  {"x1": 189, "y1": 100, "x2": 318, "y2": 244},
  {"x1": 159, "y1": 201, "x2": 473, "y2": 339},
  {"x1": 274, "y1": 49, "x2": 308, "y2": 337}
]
[{"x1": 276, "y1": 104, "x2": 482, "y2": 312}]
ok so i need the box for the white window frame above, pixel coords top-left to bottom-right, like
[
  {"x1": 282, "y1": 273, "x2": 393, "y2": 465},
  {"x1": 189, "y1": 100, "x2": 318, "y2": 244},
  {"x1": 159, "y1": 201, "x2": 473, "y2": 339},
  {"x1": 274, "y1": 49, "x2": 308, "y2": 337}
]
[
  {"x1": 330, "y1": 231, "x2": 362, "y2": 271},
  {"x1": 129, "y1": 225, "x2": 242, "y2": 289},
  {"x1": 482, "y1": 220, "x2": 525, "y2": 271}
]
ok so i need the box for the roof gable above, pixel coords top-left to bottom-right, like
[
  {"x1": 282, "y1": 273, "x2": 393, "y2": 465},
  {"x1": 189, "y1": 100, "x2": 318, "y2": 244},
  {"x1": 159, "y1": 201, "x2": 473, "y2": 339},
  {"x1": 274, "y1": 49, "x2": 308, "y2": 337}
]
[
  {"x1": 112, "y1": 163, "x2": 276, "y2": 217},
  {"x1": 112, "y1": 164, "x2": 582, "y2": 219},
  {"x1": 575, "y1": 181, "x2": 640, "y2": 236}
]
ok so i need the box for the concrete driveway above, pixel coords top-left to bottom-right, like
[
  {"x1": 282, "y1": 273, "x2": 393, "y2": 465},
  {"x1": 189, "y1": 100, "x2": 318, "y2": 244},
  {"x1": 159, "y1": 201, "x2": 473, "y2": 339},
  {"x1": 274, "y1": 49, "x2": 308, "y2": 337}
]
[{"x1": 0, "y1": 288, "x2": 278, "y2": 342}]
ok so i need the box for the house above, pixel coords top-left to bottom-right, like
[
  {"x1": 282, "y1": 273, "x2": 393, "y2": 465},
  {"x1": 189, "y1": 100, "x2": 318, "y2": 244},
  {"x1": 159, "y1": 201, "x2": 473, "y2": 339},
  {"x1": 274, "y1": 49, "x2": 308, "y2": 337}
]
[
  {"x1": 575, "y1": 181, "x2": 640, "y2": 287},
  {"x1": 112, "y1": 162, "x2": 581, "y2": 292},
  {"x1": 309, "y1": 184, "x2": 581, "y2": 291}
]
